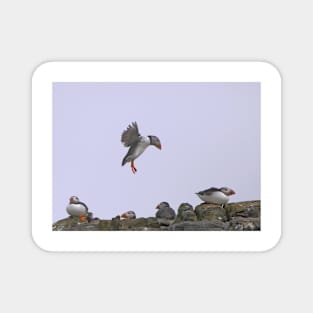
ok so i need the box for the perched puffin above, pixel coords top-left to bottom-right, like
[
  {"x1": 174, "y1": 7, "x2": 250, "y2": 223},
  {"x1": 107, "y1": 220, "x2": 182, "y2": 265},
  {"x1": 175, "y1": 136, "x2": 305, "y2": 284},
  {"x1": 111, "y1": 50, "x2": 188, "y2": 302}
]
[
  {"x1": 195, "y1": 187, "x2": 236, "y2": 206},
  {"x1": 155, "y1": 202, "x2": 176, "y2": 225},
  {"x1": 177, "y1": 203, "x2": 197, "y2": 222},
  {"x1": 121, "y1": 122, "x2": 162, "y2": 174},
  {"x1": 178, "y1": 203, "x2": 194, "y2": 213},
  {"x1": 66, "y1": 196, "x2": 90, "y2": 222},
  {"x1": 120, "y1": 210, "x2": 136, "y2": 219}
]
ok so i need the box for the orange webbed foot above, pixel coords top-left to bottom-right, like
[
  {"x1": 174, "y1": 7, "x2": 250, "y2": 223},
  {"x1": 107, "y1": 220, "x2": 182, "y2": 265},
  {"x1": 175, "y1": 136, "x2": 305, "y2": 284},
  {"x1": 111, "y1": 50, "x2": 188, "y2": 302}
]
[{"x1": 131, "y1": 161, "x2": 137, "y2": 174}]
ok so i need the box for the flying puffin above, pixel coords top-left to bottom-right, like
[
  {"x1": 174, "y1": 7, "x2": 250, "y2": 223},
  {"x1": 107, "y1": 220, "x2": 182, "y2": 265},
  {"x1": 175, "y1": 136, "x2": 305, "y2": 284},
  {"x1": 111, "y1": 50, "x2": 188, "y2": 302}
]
[
  {"x1": 155, "y1": 202, "x2": 176, "y2": 225},
  {"x1": 66, "y1": 196, "x2": 90, "y2": 222},
  {"x1": 195, "y1": 187, "x2": 236, "y2": 206},
  {"x1": 120, "y1": 210, "x2": 136, "y2": 219},
  {"x1": 121, "y1": 122, "x2": 162, "y2": 174}
]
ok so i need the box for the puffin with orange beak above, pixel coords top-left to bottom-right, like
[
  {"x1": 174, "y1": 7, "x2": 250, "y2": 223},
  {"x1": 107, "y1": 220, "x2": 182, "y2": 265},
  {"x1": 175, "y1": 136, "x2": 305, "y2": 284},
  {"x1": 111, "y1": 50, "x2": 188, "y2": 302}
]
[
  {"x1": 195, "y1": 187, "x2": 236, "y2": 207},
  {"x1": 66, "y1": 196, "x2": 90, "y2": 222},
  {"x1": 120, "y1": 211, "x2": 136, "y2": 219},
  {"x1": 121, "y1": 122, "x2": 162, "y2": 174}
]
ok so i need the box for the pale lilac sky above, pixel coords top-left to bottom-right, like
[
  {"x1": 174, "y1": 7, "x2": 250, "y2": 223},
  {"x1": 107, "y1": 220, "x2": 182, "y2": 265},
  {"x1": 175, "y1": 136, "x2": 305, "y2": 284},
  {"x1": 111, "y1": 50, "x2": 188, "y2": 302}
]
[{"x1": 53, "y1": 82, "x2": 260, "y2": 222}]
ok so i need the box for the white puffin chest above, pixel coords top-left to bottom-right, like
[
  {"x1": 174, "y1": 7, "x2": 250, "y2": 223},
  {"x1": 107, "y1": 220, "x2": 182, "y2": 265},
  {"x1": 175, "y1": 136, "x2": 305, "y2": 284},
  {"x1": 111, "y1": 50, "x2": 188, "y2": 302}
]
[
  {"x1": 133, "y1": 136, "x2": 150, "y2": 159},
  {"x1": 66, "y1": 204, "x2": 87, "y2": 217},
  {"x1": 198, "y1": 191, "x2": 230, "y2": 205}
]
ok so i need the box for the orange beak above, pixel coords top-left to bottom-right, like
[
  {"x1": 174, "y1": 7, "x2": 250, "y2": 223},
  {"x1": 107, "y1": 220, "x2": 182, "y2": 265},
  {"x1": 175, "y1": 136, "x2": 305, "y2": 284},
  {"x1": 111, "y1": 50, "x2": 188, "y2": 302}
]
[
  {"x1": 158, "y1": 144, "x2": 162, "y2": 150},
  {"x1": 121, "y1": 213, "x2": 127, "y2": 218}
]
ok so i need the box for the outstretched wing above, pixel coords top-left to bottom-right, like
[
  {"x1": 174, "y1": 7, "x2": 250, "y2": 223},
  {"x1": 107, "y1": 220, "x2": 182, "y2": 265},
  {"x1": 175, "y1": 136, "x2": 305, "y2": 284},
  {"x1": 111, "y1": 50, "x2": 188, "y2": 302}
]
[{"x1": 121, "y1": 122, "x2": 140, "y2": 147}]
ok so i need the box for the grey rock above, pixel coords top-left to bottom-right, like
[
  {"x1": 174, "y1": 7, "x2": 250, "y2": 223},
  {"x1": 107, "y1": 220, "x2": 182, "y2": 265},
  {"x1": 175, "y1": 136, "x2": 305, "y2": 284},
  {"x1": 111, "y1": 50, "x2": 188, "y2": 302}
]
[
  {"x1": 195, "y1": 203, "x2": 227, "y2": 222},
  {"x1": 53, "y1": 201, "x2": 261, "y2": 231},
  {"x1": 169, "y1": 221, "x2": 228, "y2": 231},
  {"x1": 228, "y1": 217, "x2": 261, "y2": 231},
  {"x1": 225, "y1": 201, "x2": 260, "y2": 219}
]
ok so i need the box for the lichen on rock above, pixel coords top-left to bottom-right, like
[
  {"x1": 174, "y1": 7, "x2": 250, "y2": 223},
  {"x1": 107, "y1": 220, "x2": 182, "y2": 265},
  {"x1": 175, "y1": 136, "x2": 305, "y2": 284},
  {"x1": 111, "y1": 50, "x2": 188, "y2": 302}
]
[{"x1": 195, "y1": 203, "x2": 228, "y2": 222}]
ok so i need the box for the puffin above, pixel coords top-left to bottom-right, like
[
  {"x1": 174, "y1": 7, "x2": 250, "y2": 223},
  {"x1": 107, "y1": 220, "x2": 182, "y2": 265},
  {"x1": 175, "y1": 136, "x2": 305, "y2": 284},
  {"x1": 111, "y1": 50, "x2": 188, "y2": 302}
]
[
  {"x1": 120, "y1": 210, "x2": 136, "y2": 219},
  {"x1": 121, "y1": 122, "x2": 162, "y2": 173},
  {"x1": 177, "y1": 202, "x2": 197, "y2": 222},
  {"x1": 195, "y1": 187, "x2": 236, "y2": 206},
  {"x1": 66, "y1": 196, "x2": 90, "y2": 222},
  {"x1": 155, "y1": 202, "x2": 176, "y2": 225},
  {"x1": 178, "y1": 203, "x2": 194, "y2": 213}
]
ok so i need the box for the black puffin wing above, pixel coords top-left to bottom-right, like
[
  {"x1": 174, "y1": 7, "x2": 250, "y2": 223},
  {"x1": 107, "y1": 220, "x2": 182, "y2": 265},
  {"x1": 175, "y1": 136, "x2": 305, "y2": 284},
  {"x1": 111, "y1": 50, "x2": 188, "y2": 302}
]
[
  {"x1": 77, "y1": 201, "x2": 89, "y2": 212},
  {"x1": 121, "y1": 122, "x2": 141, "y2": 147},
  {"x1": 199, "y1": 187, "x2": 221, "y2": 195},
  {"x1": 122, "y1": 142, "x2": 140, "y2": 165}
]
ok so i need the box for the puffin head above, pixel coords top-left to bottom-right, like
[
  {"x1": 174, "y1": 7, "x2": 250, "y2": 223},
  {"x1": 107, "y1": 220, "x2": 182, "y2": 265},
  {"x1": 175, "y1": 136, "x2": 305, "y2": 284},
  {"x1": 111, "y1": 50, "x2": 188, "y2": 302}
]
[
  {"x1": 69, "y1": 196, "x2": 80, "y2": 204},
  {"x1": 156, "y1": 202, "x2": 170, "y2": 210},
  {"x1": 179, "y1": 203, "x2": 193, "y2": 212},
  {"x1": 121, "y1": 210, "x2": 136, "y2": 219},
  {"x1": 220, "y1": 187, "x2": 236, "y2": 196},
  {"x1": 149, "y1": 136, "x2": 162, "y2": 150}
]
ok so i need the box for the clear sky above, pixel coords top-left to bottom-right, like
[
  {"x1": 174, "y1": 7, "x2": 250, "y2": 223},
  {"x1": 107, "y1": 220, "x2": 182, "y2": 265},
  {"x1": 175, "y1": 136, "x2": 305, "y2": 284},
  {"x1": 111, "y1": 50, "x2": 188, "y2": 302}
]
[{"x1": 53, "y1": 82, "x2": 260, "y2": 222}]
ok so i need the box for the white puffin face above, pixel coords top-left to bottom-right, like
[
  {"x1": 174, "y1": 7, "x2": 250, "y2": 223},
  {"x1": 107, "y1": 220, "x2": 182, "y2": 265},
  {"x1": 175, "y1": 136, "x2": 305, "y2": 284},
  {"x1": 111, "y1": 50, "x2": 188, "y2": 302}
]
[
  {"x1": 69, "y1": 196, "x2": 80, "y2": 204},
  {"x1": 121, "y1": 211, "x2": 136, "y2": 219},
  {"x1": 149, "y1": 136, "x2": 162, "y2": 150},
  {"x1": 220, "y1": 187, "x2": 235, "y2": 196}
]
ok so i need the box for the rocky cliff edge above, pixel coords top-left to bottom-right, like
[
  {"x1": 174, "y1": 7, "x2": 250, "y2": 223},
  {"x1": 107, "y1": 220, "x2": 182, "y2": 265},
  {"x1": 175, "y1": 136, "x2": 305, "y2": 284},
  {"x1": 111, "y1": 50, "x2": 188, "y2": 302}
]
[{"x1": 53, "y1": 200, "x2": 260, "y2": 231}]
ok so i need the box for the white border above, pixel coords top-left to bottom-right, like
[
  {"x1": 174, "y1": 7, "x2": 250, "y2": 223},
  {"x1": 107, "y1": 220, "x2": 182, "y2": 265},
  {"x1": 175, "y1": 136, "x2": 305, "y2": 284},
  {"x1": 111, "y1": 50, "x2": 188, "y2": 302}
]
[{"x1": 32, "y1": 62, "x2": 281, "y2": 252}]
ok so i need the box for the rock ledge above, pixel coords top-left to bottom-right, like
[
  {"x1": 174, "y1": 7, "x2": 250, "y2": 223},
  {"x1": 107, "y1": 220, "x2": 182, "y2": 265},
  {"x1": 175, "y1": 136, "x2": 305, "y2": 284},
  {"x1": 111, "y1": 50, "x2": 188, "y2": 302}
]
[{"x1": 53, "y1": 200, "x2": 260, "y2": 231}]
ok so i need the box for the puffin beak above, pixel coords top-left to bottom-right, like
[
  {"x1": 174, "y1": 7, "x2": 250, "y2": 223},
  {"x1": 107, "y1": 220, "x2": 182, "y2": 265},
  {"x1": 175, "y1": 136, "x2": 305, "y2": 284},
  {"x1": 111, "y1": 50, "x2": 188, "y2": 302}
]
[
  {"x1": 231, "y1": 190, "x2": 236, "y2": 195},
  {"x1": 157, "y1": 144, "x2": 162, "y2": 150},
  {"x1": 121, "y1": 213, "x2": 126, "y2": 218},
  {"x1": 155, "y1": 204, "x2": 160, "y2": 209}
]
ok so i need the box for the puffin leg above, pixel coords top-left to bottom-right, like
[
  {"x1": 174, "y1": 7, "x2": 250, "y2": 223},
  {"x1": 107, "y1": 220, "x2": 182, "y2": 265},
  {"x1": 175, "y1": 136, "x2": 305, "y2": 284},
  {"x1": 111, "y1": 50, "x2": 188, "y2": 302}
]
[
  {"x1": 131, "y1": 160, "x2": 137, "y2": 173},
  {"x1": 79, "y1": 215, "x2": 86, "y2": 221}
]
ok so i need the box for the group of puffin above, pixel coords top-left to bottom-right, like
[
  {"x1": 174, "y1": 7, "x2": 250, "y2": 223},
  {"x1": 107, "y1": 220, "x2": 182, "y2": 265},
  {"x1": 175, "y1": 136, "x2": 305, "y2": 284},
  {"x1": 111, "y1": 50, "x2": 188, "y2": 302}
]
[
  {"x1": 66, "y1": 187, "x2": 235, "y2": 223},
  {"x1": 65, "y1": 122, "x2": 235, "y2": 222}
]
